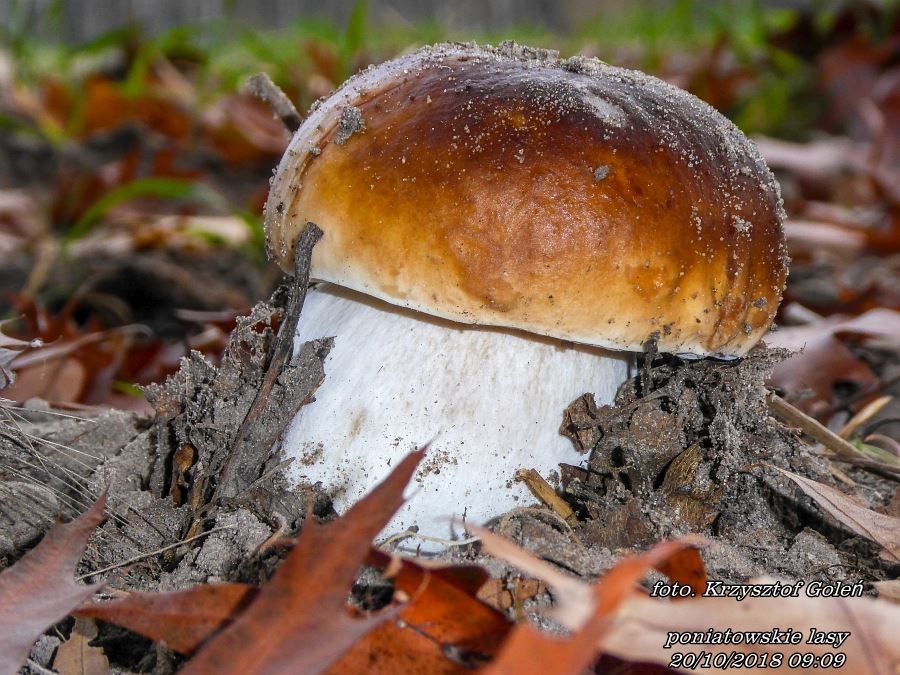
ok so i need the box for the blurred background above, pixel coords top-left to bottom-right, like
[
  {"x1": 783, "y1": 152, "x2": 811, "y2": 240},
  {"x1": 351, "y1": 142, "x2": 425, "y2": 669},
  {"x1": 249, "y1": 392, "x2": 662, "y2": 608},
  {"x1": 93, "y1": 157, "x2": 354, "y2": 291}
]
[{"x1": 0, "y1": 0, "x2": 898, "y2": 450}]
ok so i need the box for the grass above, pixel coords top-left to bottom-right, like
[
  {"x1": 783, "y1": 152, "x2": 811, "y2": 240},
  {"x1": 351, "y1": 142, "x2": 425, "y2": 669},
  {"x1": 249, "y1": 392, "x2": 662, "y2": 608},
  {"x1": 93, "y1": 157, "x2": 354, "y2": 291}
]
[{"x1": 64, "y1": 178, "x2": 229, "y2": 242}]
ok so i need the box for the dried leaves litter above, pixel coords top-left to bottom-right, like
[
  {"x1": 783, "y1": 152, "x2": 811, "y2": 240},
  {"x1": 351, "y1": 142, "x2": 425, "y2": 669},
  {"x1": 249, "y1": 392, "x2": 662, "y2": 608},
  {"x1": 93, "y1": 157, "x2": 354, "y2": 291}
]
[
  {"x1": 180, "y1": 451, "x2": 423, "y2": 675},
  {"x1": 75, "y1": 583, "x2": 256, "y2": 656},
  {"x1": 771, "y1": 466, "x2": 900, "y2": 563}
]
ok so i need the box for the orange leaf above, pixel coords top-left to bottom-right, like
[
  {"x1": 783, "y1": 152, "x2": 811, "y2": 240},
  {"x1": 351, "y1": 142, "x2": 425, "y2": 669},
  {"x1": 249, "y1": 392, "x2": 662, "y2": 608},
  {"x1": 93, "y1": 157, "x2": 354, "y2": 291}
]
[
  {"x1": 330, "y1": 552, "x2": 511, "y2": 673},
  {"x1": 652, "y1": 545, "x2": 707, "y2": 597},
  {"x1": 180, "y1": 450, "x2": 424, "y2": 675},
  {"x1": 75, "y1": 583, "x2": 256, "y2": 655},
  {"x1": 0, "y1": 497, "x2": 105, "y2": 673}
]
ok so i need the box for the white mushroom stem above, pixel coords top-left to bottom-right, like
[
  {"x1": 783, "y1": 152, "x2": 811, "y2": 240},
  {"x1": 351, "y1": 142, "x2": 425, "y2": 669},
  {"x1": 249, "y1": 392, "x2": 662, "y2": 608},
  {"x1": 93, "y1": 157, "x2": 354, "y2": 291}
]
[{"x1": 284, "y1": 284, "x2": 631, "y2": 546}]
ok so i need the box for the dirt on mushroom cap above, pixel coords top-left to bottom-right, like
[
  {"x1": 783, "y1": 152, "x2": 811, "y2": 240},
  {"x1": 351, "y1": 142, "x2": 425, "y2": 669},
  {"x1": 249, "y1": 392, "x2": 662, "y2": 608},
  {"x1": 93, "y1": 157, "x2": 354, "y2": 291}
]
[{"x1": 266, "y1": 41, "x2": 789, "y2": 358}]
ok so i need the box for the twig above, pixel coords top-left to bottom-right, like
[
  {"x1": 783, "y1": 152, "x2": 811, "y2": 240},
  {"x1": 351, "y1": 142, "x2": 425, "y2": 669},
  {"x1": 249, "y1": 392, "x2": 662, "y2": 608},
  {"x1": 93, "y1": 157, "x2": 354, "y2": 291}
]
[
  {"x1": 76, "y1": 525, "x2": 236, "y2": 581},
  {"x1": 214, "y1": 222, "x2": 323, "y2": 501},
  {"x1": 252, "y1": 512, "x2": 290, "y2": 557},
  {"x1": 515, "y1": 468, "x2": 575, "y2": 522},
  {"x1": 768, "y1": 393, "x2": 900, "y2": 480},
  {"x1": 378, "y1": 529, "x2": 480, "y2": 549},
  {"x1": 838, "y1": 395, "x2": 892, "y2": 439},
  {"x1": 244, "y1": 73, "x2": 303, "y2": 133},
  {"x1": 827, "y1": 466, "x2": 858, "y2": 488}
]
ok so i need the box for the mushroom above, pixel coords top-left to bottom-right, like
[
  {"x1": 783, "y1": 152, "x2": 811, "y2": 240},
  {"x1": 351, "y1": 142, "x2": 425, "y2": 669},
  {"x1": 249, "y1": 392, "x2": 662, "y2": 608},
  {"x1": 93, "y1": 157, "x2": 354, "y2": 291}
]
[{"x1": 264, "y1": 42, "x2": 788, "y2": 543}]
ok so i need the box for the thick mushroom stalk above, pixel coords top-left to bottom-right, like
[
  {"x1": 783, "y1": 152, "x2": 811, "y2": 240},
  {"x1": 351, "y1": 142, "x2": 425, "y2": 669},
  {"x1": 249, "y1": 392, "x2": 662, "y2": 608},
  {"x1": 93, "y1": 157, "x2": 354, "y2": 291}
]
[
  {"x1": 265, "y1": 42, "x2": 788, "y2": 542},
  {"x1": 284, "y1": 284, "x2": 629, "y2": 538}
]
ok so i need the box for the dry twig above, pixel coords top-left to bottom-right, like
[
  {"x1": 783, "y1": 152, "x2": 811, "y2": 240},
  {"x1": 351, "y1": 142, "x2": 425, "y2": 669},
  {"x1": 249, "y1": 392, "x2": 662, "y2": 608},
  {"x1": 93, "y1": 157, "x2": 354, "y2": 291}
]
[
  {"x1": 515, "y1": 468, "x2": 576, "y2": 522},
  {"x1": 244, "y1": 73, "x2": 303, "y2": 133},
  {"x1": 214, "y1": 222, "x2": 323, "y2": 501},
  {"x1": 768, "y1": 393, "x2": 900, "y2": 480},
  {"x1": 77, "y1": 525, "x2": 236, "y2": 581}
]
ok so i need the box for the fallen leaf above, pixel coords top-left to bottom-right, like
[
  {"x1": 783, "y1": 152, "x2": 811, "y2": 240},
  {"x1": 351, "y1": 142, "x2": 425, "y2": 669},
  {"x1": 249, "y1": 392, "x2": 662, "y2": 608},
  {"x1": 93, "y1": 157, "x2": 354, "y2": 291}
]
[
  {"x1": 603, "y1": 579, "x2": 900, "y2": 673},
  {"x1": 833, "y1": 309, "x2": 900, "y2": 343},
  {"x1": 75, "y1": 583, "x2": 256, "y2": 655},
  {"x1": 180, "y1": 450, "x2": 424, "y2": 675},
  {"x1": 472, "y1": 525, "x2": 595, "y2": 632},
  {"x1": 78, "y1": 542, "x2": 508, "y2": 673},
  {"x1": 765, "y1": 308, "x2": 900, "y2": 416},
  {"x1": 477, "y1": 576, "x2": 548, "y2": 614},
  {"x1": 0, "y1": 189, "x2": 44, "y2": 240},
  {"x1": 755, "y1": 135, "x2": 862, "y2": 188},
  {"x1": 204, "y1": 94, "x2": 290, "y2": 165},
  {"x1": 771, "y1": 466, "x2": 900, "y2": 563},
  {"x1": 0, "y1": 497, "x2": 105, "y2": 674},
  {"x1": 479, "y1": 534, "x2": 697, "y2": 675},
  {"x1": 52, "y1": 617, "x2": 109, "y2": 675},
  {"x1": 874, "y1": 580, "x2": 900, "y2": 604},
  {"x1": 784, "y1": 219, "x2": 867, "y2": 256},
  {"x1": 653, "y1": 545, "x2": 707, "y2": 597},
  {"x1": 79, "y1": 75, "x2": 192, "y2": 139},
  {"x1": 329, "y1": 552, "x2": 511, "y2": 673},
  {"x1": 767, "y1": 330, "x2": 878, "y2": 417},
  {"x1": 7, "y1": 356, "x2": 88, "y2": 403}
]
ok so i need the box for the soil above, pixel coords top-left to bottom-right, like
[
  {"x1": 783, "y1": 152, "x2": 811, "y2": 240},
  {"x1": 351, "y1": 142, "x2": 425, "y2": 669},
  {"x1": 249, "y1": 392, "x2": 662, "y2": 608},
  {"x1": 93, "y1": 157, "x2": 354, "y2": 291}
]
[
  {"x1": 561, "y1": 348, "x2": 890, "y2": 584},
  {"x1": 2, "y1": 286, "x2": 898, "y2": 673}
]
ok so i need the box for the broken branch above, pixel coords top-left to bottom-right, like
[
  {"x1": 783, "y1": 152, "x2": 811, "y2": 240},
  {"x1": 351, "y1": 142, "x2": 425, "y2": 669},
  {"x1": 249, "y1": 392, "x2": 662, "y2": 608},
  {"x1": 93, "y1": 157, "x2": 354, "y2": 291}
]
[
  {"x1": 214, "y1": 221, "x2": 323, "y2": 501},
  {"x1": 515, "y1": 468, "x2": 576, "y2": 523},
  {"x1": 244, "y1": 73, "x2": 303, "y2": 133}
]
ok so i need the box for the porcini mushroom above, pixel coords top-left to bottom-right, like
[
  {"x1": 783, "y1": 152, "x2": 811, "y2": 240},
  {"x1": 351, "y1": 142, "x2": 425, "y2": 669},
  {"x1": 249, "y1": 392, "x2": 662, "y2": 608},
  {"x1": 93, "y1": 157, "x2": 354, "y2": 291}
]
[{"x1": 264, "y1": 42, "x2": 788, "y2": 543}]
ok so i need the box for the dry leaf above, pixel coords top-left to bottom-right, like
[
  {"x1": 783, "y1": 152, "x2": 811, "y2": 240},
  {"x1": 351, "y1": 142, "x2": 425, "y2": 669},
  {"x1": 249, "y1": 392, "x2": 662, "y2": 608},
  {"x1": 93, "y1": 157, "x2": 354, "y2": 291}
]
[
  {"x1": 0, "y1": 320, "x2": 39, "y2": 389},
  {"x1": 772, "y1": 466, "x2": 900, "y2": 563},
  {"x1": 0, "y1": 497, "x2": 105, "y2": 674},
  {"x1": 204, "y1": 93, "x2": 289, "y2": 164},
  {"x1": 473, "y1": 525, "x2": 595, "y2": 631},
  {"x1": 784, "y1": 219, "x2": 867, "y2": 255},
  {"x1": 653, "y1": 544, "x2": 707, "y2": 596},
  {"x1": 180, "y1": 450, "x2": 424, "y2": 675},
  {"x1": 76, "y1": 583, "x2": 256, "y2": 655},
  {"x1": 755, "y1": 136, "x2": 862, "y2": 188},
  {"x1": 765, "y1": 308, "x2": 899, "y2": 415},
  {"x1": 873, "y1": 580, "x2": 900, "y2": 604},
  {"x1": 477, "y1": 577, "x2": 548, "y2": 614},
  {"x1": 52, "y1": 617, "x2": 109, "y2": 675},
  {"x1": 329, "y1": 551, "x2": 510, "y2": 673},
  {"x1": 79, "y1": 545, "x2": 508, "y2": 673}
]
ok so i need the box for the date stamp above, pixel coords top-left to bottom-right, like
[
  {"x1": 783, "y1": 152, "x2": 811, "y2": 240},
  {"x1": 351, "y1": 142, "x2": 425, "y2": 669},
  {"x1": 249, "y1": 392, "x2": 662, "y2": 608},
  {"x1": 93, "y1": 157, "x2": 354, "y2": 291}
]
[{"x1": 668, "y1": 651, "x2": 847, "y2": 669}]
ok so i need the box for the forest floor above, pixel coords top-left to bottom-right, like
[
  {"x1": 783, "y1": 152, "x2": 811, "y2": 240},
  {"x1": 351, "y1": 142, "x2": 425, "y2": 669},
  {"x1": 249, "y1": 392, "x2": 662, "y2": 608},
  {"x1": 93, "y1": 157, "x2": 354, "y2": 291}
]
[{"x1": 1, "y1": 6, "x2": 899, "y2": 673}]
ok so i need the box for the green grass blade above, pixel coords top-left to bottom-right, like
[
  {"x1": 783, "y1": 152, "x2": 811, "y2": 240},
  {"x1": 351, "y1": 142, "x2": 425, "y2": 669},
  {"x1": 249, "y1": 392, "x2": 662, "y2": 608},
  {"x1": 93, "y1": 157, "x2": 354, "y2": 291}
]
[{"x1": 65, "y1": 177, "x2": 227, "y2": 242}]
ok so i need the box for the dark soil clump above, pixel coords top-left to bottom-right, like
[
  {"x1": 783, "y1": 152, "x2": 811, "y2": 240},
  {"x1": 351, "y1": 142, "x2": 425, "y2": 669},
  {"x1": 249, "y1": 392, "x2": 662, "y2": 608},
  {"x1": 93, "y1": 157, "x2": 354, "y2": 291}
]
[{"x1": 543, "y1": 347, "x2": 892, "y2": 584}]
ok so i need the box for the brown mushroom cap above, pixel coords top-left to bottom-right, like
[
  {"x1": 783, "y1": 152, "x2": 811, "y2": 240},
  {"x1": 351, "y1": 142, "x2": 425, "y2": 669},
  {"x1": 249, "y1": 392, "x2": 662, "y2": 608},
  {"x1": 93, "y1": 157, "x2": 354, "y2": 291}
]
[{"x1": 265, "y1": 42, "x2": 788, "y2": 357}]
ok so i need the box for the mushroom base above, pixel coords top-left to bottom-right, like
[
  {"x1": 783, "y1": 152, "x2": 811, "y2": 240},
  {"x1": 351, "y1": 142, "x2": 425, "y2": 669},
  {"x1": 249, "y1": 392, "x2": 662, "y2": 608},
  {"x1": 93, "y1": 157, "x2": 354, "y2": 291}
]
[{"x1": 284, "y1": 284, "x2": 630, "y2": 546}]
